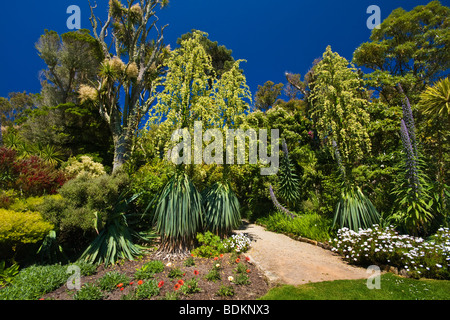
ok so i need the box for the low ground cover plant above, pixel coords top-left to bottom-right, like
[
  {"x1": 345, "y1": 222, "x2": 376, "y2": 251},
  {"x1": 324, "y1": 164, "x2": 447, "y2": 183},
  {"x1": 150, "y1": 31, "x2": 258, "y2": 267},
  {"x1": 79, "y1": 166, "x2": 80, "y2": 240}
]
[{"x1": 331, "y1": 226, "x2": 450, "y2": 280}]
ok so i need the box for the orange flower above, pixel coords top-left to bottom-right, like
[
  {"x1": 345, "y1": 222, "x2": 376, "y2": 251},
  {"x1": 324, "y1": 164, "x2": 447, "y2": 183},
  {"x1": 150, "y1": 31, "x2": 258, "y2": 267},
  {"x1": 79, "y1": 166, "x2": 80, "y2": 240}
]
[
  {"x1": 235, "y1": 258, "x2": 240, "y2": 263},
  {"x1": 174, "y1": 283, "x2": 181, "y2": 290},
  {"x1": 178, "y1": 279, "x2": 184, "y2": 285},
  {"x1": 137, "y1": 280, "x2": 143, "y2": 285},
  {"x1": 245, "y1": 256, "x2": 250, "y2": 261},
  {"x1": 219, "y1": 254, "x2": 224, "y2": 258},
  {"x1": 117, "y1": 283, "x2": 124, "y2": 288},
  {"x1": 246, "y1": 269, "x2": 251, "y2": 273},
  {"x1": 214, "y1": 257, "x2": 218, "y2": 261}
]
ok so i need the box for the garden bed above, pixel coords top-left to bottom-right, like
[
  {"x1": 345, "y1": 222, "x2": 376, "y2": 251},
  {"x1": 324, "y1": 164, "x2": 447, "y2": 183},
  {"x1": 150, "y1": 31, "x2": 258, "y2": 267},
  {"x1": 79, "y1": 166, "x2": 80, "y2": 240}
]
[{"x1": 40, "y1": 251, "x2": 270, "y2": 300}]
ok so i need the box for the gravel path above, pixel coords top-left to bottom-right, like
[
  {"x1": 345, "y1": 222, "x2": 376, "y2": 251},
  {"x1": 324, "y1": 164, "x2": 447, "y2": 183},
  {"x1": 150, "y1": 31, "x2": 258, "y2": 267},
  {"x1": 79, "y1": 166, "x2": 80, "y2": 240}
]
[{"x1": 236, "y1": 223, "x2": 369, "y2": 286}]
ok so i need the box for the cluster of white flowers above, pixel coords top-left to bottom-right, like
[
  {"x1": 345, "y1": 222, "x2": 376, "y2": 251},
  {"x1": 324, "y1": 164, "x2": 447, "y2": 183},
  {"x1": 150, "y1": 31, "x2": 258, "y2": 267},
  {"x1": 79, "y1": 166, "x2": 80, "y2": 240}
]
[
  {"x1": 64, "y1": 155, "x2": 106, "y2": 179},
  {"x1": 331, "y1": 225, "x2": 450, "y2": 279},
  {"x1": 223, "y1": 233, "x2": 252, "y2": 253}
]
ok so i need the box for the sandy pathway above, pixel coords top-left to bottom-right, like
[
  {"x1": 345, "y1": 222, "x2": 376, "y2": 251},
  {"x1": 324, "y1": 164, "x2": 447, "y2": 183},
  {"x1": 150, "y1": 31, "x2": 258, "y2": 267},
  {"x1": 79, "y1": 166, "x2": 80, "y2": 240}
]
[{"x1": 236, "y1": 223, "x2": 369, "y2": 286}]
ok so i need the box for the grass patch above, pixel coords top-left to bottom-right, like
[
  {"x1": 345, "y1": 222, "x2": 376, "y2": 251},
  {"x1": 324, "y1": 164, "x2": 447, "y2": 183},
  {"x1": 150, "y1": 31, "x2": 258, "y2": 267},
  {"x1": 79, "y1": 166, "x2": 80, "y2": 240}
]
[
  {"x1": 257, "y1": 211, "x2": 333, "y2": 243},
  {"x1": 259, "y1": 273, "x2": 450, "y2": 300}
]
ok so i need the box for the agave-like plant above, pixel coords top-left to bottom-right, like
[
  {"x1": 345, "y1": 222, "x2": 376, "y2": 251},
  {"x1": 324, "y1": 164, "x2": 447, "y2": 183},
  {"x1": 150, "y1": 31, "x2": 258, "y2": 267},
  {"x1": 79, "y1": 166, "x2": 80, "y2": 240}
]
[
  {"x1": 202, "y1": 181, "x2": 241, "y2": 238},
  {"x1": 152, "y1": 172, "x2": 203, "y2": 258},
  {"x1": 79, "y1": 192, "x2": 144, "y2": 266},
  {"x1": 333, "y1": 185, "x2": 380, "y2": 231}
]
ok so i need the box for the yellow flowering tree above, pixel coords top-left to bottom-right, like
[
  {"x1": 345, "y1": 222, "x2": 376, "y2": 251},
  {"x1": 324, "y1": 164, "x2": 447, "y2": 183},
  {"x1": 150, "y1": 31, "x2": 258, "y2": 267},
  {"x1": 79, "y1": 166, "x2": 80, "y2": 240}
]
[{"x1": 309, "y1": 46, "x2": 372, "y2": 173}]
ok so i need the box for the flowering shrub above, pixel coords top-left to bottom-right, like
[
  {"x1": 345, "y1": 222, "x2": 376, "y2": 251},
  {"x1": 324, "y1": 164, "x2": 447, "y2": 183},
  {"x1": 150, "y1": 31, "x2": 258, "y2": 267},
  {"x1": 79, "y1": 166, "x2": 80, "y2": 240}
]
[
  {"x1": 64, "y1": 155, "x2": 106, "y2": 179},
  {"x1": 223, "y1": 233, "x2": 252, "y2": 254},
  {"x1": 331, "y1": 225, "x2": 450, "y2": 280}
]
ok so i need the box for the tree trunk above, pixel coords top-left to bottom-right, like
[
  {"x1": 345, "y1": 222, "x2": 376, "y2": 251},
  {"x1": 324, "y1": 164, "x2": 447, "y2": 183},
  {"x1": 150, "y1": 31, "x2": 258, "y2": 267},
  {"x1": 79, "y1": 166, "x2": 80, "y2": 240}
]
[{"x1": 112, "y1": 133, "x2": 128, "y2": 173}]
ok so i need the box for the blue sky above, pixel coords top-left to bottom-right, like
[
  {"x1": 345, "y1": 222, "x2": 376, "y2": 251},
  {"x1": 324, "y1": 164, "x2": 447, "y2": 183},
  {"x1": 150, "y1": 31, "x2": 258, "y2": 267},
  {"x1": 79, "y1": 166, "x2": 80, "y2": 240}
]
[{"x1": 0, "y1": 0, "x2": 448, "y2": 101}]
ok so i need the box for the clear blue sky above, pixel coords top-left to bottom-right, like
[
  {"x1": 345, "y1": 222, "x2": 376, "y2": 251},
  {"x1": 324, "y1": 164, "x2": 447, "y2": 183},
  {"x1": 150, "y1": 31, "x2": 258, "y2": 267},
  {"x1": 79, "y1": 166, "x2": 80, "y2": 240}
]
[{"x1": 0, "y1": 0, "x2": 448, "y2": 101}]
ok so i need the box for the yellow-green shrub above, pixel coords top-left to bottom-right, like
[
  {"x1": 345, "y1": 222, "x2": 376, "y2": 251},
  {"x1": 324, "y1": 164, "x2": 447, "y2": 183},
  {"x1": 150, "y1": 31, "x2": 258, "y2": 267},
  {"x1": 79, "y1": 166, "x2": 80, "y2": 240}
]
[
  {"x1": 0, "y1": 209, "x2": 53, "y2": 247},
  {"x1": 64, "y1": 155, "x2": 106, "y2": 179}
]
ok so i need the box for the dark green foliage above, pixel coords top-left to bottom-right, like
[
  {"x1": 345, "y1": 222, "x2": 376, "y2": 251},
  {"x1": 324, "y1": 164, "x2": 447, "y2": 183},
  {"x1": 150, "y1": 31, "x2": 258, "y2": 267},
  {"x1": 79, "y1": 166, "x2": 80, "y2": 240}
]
[
  {"x1": 180, "y1": 277, "x2": 201, "y2": 295},
  {"x1": 97, "y1": 271, "x2": 131, "y2": 292},
  {"x1": 134, "y1": 260, "x2": 165, "y2": 279},
  {"x1": 202, "y1": 182, "x2": 241, "y2": 237},
  {"x1": 216, "y1": 284, "x2": 235, "y2": 297},
  {"x1": 0, "y1": 264, "x2": 67, "y2": 300},
  {"x1": 39, "y1": 171, "x2": 131, "y2": 259},
  {"x1": 333, "y1": 186, "x2": 381, "y2": 232},
  {"x1": 73, "y1": 283, "x2": 104, "y2": 300},
  {"x1": 79, "y1": 192, "x2": 145, "y2": 266},
  {"x1": 135, "y1": 279, "x2": 160, "y2": 299},
  {"x1": 277, "y1": 140, "x2": 301, "y2": 208},
  {"x1": 153, "y1": 172, "x2": 203, "y2": 253}
]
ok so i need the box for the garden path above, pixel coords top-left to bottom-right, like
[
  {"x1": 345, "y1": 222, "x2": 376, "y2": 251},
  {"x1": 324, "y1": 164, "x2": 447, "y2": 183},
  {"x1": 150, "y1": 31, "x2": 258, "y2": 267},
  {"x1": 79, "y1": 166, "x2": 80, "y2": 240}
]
[{"x1": 235, "y1": 222, "x2": 369, "y2": 286}]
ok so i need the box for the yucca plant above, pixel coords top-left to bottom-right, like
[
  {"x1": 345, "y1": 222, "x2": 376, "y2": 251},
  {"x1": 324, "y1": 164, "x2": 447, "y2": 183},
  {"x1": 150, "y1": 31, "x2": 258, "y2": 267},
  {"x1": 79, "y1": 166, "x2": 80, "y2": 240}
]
[
  {"x1": 34, "y1": 143, "x2": 64, "y2": 166},
  {"x1": 202, "y1": 181, "x2": 241, "y2": 238},
  {"x1": 333, "y1": 185, "x2": 380, "y2": 231},
  {"x1": 79, "y1": 192, "x2": 144, "y2": 266},
  {"x1": 331, "y1": 140, "x2": 380, "y2": 231},
  {"x1": 152, "y1": 172, "x2": 203, "y2": 258}
]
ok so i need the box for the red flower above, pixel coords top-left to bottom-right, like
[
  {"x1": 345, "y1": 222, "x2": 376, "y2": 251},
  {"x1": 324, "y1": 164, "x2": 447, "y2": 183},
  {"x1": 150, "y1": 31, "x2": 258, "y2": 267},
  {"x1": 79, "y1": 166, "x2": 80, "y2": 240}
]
[
  {"x1": 120, "y1": 287, "x2": 124, "y2": 291},
  {"x1": 214, "y1": 257, "x2": 218, "y2": 261},
  {"x1": 137, "y1": 280, "x2": 143, "y2": 285},
  {"x1": 129, "y1": 281, "x2": 134, "y2": 285},
  {"x1": 194, "y1": 270, "x2": 199, "y2": 276},
  {"x1": 158, "y1": 281, "x2": 164, "y2": 288},
  {"x1": 178, "y1": 279, "x2": 184, "y2": 285},
  {"x1": 174, "y1": 283, "x2": 181, "y2": 291},
  {"x1": 219, "y1": 254, "x2": 224, "y2": 258},
  {"x1": 245, "y1": 256, "x2": 250, "y2": 261}
]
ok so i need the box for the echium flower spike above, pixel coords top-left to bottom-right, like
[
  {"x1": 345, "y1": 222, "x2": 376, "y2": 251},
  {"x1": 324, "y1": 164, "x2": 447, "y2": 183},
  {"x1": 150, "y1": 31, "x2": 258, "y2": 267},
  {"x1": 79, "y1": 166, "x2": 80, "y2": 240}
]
[
  {"x1": 332, "y1": 140, "x2": 346, "y2": 178},
  {"x1": 397, "y1": 84, "x2": 417, "y2": 158},
  {"x1": 282, "y1": 139, "x2": 289, "y2": 159},
  {"x1": 269, "y1": 185, "x2": 297, "y2": 219}
]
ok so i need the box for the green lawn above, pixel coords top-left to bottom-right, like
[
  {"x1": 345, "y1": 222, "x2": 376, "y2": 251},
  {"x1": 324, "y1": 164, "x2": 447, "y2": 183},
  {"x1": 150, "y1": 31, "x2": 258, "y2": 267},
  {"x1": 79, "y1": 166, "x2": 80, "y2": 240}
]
[{"x1": 259, "y1": 273, "x2": 450, "y2": 300}]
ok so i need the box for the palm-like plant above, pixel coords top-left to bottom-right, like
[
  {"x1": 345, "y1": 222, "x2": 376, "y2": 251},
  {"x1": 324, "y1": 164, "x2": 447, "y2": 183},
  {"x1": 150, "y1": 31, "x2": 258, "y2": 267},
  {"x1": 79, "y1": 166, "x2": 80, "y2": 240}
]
[
  {"x1": 152, "y1": 172, "x2": 203, "y2": 258},
  {"x1": 331, "y1": 140, "x2": 380, "y2": 231},
  {"x1": 202, "y1": 181, "x2": 241, "y2": 238},
  {"x1": 79, "y1": 192, "x2": 144, "y2": 266},
  {"x1": 333, "y1": 185, "x2": 381, "y2": 231},
  {"x1": 420, "y1": 77, "x2": 450, "y2": 122}
]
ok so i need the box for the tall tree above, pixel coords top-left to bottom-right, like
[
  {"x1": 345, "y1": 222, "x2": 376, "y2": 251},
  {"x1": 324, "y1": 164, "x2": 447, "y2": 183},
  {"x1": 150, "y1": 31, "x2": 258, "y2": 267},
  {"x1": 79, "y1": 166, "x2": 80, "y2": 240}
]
[
  {"x1": 177, "y1": 29, "x2": 235, "y2": 79},
  {"x1": 254, "y1": 80, "x2": 283, "y2": 112},
  {"x1": 353, "y1": 0, "x2": 450, "y2": 104},
  {"x1": 36, "y1": 29, "x2": 104, "y2": 106},
  {"x1": 80, "y1": 0, "x2": 169, "y2": 172},
  {"x1": 309, "y1": 46, "x2": 372, "y2": 172}
]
